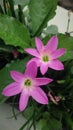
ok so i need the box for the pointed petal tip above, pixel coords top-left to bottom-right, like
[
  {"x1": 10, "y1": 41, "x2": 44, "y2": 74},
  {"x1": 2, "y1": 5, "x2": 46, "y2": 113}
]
[
  {"x1": 40, "y1": 64, "x2": 48, "y2": 75},
  {"x1": 35, "y1": 36, "x2": 38, "y2": 40},
  {"x1": 2, "y1": 89, "x2": 10, "y2": 97},
  {"x1": 63, "y1": 48, "x2": 66, "y2": 53},
  {"x1": 2, "y1": 90, "x2": 6, "y2": 96},
  {"x1": 19, "y1": 106, "x2": 25, "y2": 112},
  {"x1": 10, "y1": 70, "x2": 14, "y2": 75},
  {"x1": 41, "y1": 71, "x2": 46, "y2": 75},
  {"x1": 19, "y1": 91, "x2": 29, "y2": 112},
  {"x1": 42, "y1": 98, "x2": 48, "y2": 105},
  {"x1": 27, "y1": 60, "x2": 37, "y2": 69},
  {"x1": 48, "y1": 78, "x2": 53, "y2": 83},
  {"x1": 10, "y1": 70, "x2": 16, "y2": 77},
  {"x1": 25, "y1": 60, "x2": 37, "y2": 78},
  {"x1": 53, "y1": 35, "x2": 58, "y2": 42},
  {"x1": 52, "y1": 35, "x2": 58, "y2": 40},
  {"x1": 49, "y1": 60, "x2": 65, "y2": 71},
  {"x1": 35, "y1": 36, "x2": 41, "y2": 41}
]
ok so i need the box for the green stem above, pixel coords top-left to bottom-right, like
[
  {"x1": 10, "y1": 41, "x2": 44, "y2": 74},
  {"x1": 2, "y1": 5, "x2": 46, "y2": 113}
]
[
  {"x1": 11, "y1": 96, "x2": 17, "y2": 120},
  {"x1": 19, "y1": 115, "x2": 33, "y2": 130},
  {"x1": 33, "y1": 110, "x2": 36, "y2": 130}
]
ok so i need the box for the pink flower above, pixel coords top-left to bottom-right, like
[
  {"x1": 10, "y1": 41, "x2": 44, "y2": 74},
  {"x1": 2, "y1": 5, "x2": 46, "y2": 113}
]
[
  {"x1": 2, "y1": 62, "x2": 53, "y2": 112},
  {"x1": 25, "y1": 36, "x2": 66, "y2": 75}
]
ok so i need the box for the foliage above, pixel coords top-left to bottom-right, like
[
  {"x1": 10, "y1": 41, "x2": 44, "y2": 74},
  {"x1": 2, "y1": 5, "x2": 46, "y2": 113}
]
[{"x1": 0, "y1": 0, "x2": 73, "y2": 130}]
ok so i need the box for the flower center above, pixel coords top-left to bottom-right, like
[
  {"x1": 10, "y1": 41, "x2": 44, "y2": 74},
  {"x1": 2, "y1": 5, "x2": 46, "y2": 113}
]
[
  {"x1": 42, "y1": 55, "x2": 49, "y2": 62},
  {"x1": 24, "y1": 79, "x2": 31, "y2": 87}
]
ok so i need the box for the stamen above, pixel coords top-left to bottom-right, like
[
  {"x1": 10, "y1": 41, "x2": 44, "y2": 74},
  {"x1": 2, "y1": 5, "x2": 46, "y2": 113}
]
[
  {"x1": 24, "y1": 79, "x2": 31, "y2": 86},
  {"x1": 42, "y1": 55, "x2": 49, "y2": 62}
]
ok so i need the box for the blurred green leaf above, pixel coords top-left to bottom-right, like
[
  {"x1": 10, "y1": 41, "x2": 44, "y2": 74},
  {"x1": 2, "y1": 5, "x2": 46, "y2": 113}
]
[
  {"x1": 0, "y1": 39, "x2": 14, "y2": 52},
  {"x1": 36, "y1": 118, "x2": 62, "y2": 130},
  {"x1": 43, "y1": 25, "x2": 58, "y2": 35},
  {"x1": 29, "y1": 0, "x2": 57, "y2": 36},
  {"x1": 59, "y1": 51, "x2": 73, "y2": 61},
  {"x1": 22, "y1": 106, "x2": 34, "y2": 119},
  {"x1": 71, "y1": 66, "x2": 73, "y2": 74},
  {"x1": 14, "y1": 0, "x2": 29, "y2": 6},
  {"x1": 58, "y1": 34, "x2": 73, "y2": 51},
  {"x1": 0, "y1": 14, "x2": 30, "y2": 50},
  {"x1": 36, "y1": 119, "x2": 47, "y2": 130},
  {"x1": 46, "y1": 118, "x2": 62, "y2": 130},
  {"x1": 0, "y1": 57, "x2": 29, "y2": 104},
  {"x1": 64, "y1": 113, "x2": 73, "y2": 130}
]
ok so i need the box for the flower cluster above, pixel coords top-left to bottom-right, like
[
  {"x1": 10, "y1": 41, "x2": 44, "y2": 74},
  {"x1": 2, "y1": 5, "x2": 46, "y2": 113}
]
[{"x1": 2, "y1": 36, "x2": 66, "y2": 112}]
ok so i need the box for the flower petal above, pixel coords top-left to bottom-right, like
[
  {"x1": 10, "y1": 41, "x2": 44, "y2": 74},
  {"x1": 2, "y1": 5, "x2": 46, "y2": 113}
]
[
  {"x1": 25, "y1": 48, "x2": 39, "y2": 58},
  {"x1": 2, "y1": 82, "x2": 22, "y2": 96},
  {"x1": 19, "y1": 90, "x2": 29, "y2": 111},
  {"x1": 31, "y1": 87, "x2": 48, "y2": 104},
  {"x1": 35, "y1": 78, "x2": 53, "y2": 86},
  {"x1": 40, "y1": 63, "x2": 48, "y2": 75},
  {"x1": 35, "y1": 37, "x2": 44, "y2": 52},
  {"x1": 26, "y1": 58, "x2": 41, "y2": 67},
  {"x1": 48, "y1": 60, "x2": 64, "y2": 70},
  {"x1": 45, "y1": 35, "x2": 58, "y2": 52},
  {"x1": 51, "y1": 48, "x2": 66, "y2": 59},
  {"x1": 10, "y1": 71, "x2": 24, "y2": 82},
  {"x1": 25, "y1": 61, "x2": 37, "y2": 78}
]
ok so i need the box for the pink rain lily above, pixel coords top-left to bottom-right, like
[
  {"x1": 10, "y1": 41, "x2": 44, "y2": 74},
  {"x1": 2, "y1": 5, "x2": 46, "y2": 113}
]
[
  {"x1": 2, "y1": 62, "x2": 53, "y2": 112},
  {"x1": 25, "y1": 36, "x2": 66, "y2": 75}
]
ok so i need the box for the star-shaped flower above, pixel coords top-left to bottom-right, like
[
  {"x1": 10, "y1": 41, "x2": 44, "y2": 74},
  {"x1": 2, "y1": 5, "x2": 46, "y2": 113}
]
[
  {"x1": 2, "y1": 62, "x2": 53, "y2": 111},
  {"x1": 25, "y1": 36, "x2": 66, "y2": 75}
]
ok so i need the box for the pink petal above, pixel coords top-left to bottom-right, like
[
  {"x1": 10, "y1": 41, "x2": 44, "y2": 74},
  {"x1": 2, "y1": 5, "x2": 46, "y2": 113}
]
[
  {"x1": 35, "y1": 37, "x2": 44, "y2": 52},
  {"x1": 25, "y1": 48, "x2": 39, "y2": 58},
  {"x1": 45, "y1": 36, "x2": 58, "y2": 52},
  {"x1": 31, "y1": 87, "x2": 48, "y2": 104},
  {"x1": 25, "y1": 61, "x2": 37, "y2": 78},
  {"x1": 35, "y1": 78, "x2": 53, "y2": 86},
  {"x1": 40, "y1": 63, "x2": 48, "y2": 75},
  {"x1": 19, "y1": 90, "x2": 29, "y2": 111},
  {"x1": 10, "y1": 71, "x2": 24, "y2": 82},
  {"x1": 2, "y1": 82, "x2": 22, "y2": 96},
  {"x1": 48, "y1": 60, "x2": 64, "y2": 70},
  {"x1": 26, "y1": 58, "x2": 41, "y2": 67},
  {"x1": 51, "y1": 48, "x2": 66, "y2": 59}
]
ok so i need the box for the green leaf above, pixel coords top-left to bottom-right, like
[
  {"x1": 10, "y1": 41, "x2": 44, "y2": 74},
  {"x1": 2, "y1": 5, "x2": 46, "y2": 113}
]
[
  {"x1": 22, "y1": 106, "x2": 34, "y2": 119},
  {"x1": 46, "y1": 118, "x2": 62, "y2": 130},
  {"x1": 71, "y1": 66, "x2": 73, "y2": 74},
  {"x1": 0, "y1": 57, "x2": 29, "y2": 104},
  {"x1": 43, "y1": 25, "x2": 58, "y2": 35},
  {"x1": 64, "y1": 113, "x2": 73, "y2": 130},
  {"x1": 0, "y1": 39, "x2": 14, "y2": 52},
  {"x1": 14, "y1": 0, "x2": 29, "y2": 6},
  {"x1": 0, "y1": 14, "x2": 30, "y2": 49},
  {"x1": 36, "y1": 118, "x2": 62, "y2": 130},
  {"x1": 58, "y1": 34, "x2": 73, "y2": 61},
  {"x1": 36, "y1": 119, "x2": 47, "y2": 130},
  {"x1": 43, "y1": 34, "x2": 73, "y2": 62},
  {"x1": 59, "y1": 51, "x2": 73, "y2": 61},
  {"x1": 29, "y1": 0, "x2": 57, "y2": 36},
  {"x1": 58, "y1": 34, "x2": 73, "y2": 51}
]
